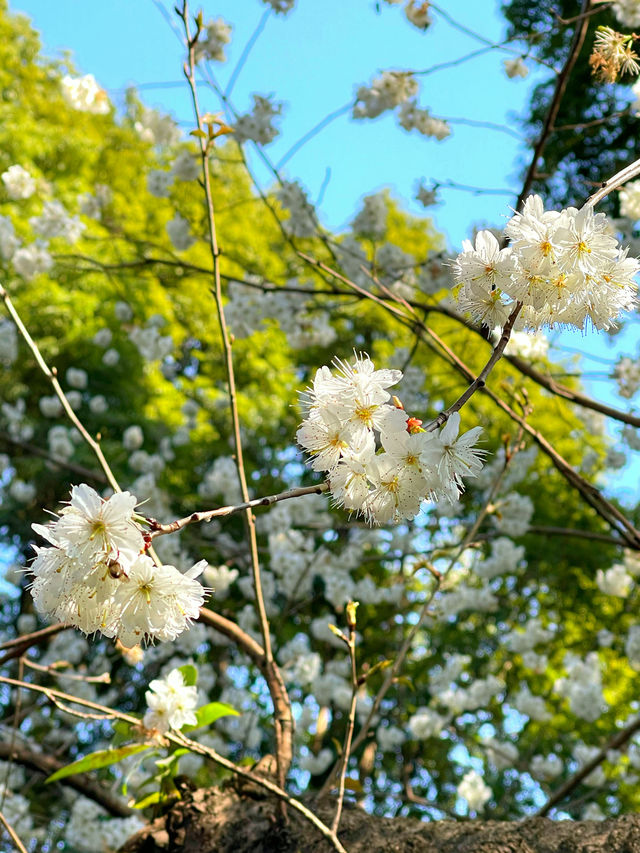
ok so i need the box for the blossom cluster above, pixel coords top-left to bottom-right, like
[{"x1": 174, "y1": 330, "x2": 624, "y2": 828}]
[
  {"x1": 29, "y1": 485, "x2": 208, "y2": 647},
  {"x1": 234, "y1": 94, "x2": 283, "y2": 145},
  {"x1": 453, "y1": 194, "x2": 639, "y2": 331},
  {"x1": 194, "y1": 17, "x2": 232, "y2": 63},
  {"x1": 61, "y1": 74, "x2": 110, "y2": 114},
  {"x1": 296, "y1": 354, "x2": 484, "y2": 523},
  {"x1": 143, "y1": 668, "x2": 198, "y2": 733}
]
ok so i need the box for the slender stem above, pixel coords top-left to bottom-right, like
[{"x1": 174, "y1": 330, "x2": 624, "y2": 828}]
[
  {"x1": 516, "y1": 0, "x2": 593, "y2": 209},
  {"x1": 0, "y1": 675, "x2": 346, "y2": 853},
  {"x1": 536, "y1": 714, "x2": 640, "y2": 816},
  {"x1": 585, "y1": 154, "x2": 640, "y2": 208},
  {"x1": 0, "y1": 283, "x2": 120, "y2": 493},
  {"x1": 147, "y1": 483, "x2": 329, "y2": 537},
  {"x1": 424, "y1": 301, "x2": 522, "y2": 432},
  {"x1": 179, "y1": 2, "x2": 292, "y2": 788},
  {"x1": 332, "y1": 605, "x2": 359, "y2": 835},
  {"x1": 0, "y1": 809, "x2": 28, "y2": 853},
  {"x1": 224, "y1": 9, "x2": 271, "y2": 98}
]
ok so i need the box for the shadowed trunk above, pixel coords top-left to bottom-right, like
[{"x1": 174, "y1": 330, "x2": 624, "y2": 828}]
[{"x1": 119, "y1": 783, "x2": 640, "y2": 853}]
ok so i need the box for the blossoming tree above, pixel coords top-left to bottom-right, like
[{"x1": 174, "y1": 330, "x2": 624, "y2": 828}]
[{"x1": 3, "y1": 1, "x2": 640, "y2": 851}]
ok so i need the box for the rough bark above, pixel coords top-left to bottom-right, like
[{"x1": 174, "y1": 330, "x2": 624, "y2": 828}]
[{"x1": 120, "y1": 783, "x2": 640, "y2": 853}]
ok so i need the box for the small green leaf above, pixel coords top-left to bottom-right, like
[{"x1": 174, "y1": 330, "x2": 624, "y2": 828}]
[
  {"x1": 132, "y1": 791, "x2": 164, "y2": 809},
  {"x1": 189, "y1": 129, "x2": 207, "y2": 139},
  {"x1": 46, "y1": 743, "x2": 151, "y2": 783},
  {"x1": 182, "y1": 702, "x2": 238, "y2": 732},
  {"x1": 155, "y1": 749, "x2": 189, "y2": 769},
  {"x1": 178, "y1": 664, "x2": 198, "y2": 687},
  {"x1": 362, "y1": 659, "x2": 392, "y2": 681}
]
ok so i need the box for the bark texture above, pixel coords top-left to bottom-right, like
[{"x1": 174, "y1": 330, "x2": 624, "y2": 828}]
[{"x1": 120, "y1": 783, "x2": 640, "y2": 853}]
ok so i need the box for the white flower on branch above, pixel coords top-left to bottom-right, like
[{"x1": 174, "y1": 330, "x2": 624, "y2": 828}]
[
  {"x1": 297, "y1": 353, "x2": 484, "y2": 523},
  {"x1": 61, "y1": 74, "x2": 110, "y2": 114},
  {"x1": 143, "y1": 668, "x2": 198, "y2": 733},
  {"x1": 1, "y1": 164, "x2": 36, "y2": 200},
  {"x1": 454, "y1": 194, "x2": 639, "y2": 331},
  {"x1": 29, "y1": 485, "x2": 210, "y2": 647}
]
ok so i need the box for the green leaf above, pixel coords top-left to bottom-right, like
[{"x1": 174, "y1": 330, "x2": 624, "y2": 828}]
[
  {"x1": 182, "y1": 702, "x2": 238, "y2": 732},
  {"x1": 189, "y1": 129, "x2": 207, "y2": 139},
  {"x1": 178, "y1": 664, "x2": 198, "y2": 687},
  {"x1": 132, "y1": 791, "x2": 164, "y2": 810},
  {"x1": 46, "y1": 743, "x2": 151, "y2": 783},
  {"x1": 155, "y1": 749, "x2": 189, "y2": 769}
]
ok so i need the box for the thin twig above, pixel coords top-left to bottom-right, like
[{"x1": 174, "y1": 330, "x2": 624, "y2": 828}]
[
  {"x1": 536, "y1": 715, "x2": 640, "y2": 816},
  {"x1": 224, "y1": 8, "x2": 271, "y2": 98},
  {"x1": 0, "y1": 676, "x2": 346, "y2": 853},
  {"x1": 0, "y1": 808, "x2": 28, "y2": 853},
  {"x1": 0, "y1": 742, "x2": 134, "y2": 817},
  {"x1": 332, "y1": 602, "x2": 359, "y2": 835},
  {"x1": 516, "y1": 0, "x2": 593, "y2": 209},
  {"x1": 179, "y1": 1, "x2": 292, "y2": 789},
  {"x1": 0, "y1": 283, "x2": 120, "y2": 493},
  {"x1": 147, "y1": 483, "x2": 329, "y2": 537}
]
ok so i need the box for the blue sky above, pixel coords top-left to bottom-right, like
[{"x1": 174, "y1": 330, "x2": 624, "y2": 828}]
[
  {"x1": 9, "y1": 0, "x2": 541, "y2": 246},
  {"x1": 7, "y1": 0, "x2": 640, "y2": 504}
]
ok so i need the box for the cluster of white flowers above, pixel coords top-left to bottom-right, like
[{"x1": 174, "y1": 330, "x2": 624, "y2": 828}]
[
  {"x1": 554, "y1": 652, "x2": 606, "y2": 722},
  {"x1": 234, "y1": 94, "x2": 282, "y2": 145},
  {"x1": 134, "y1": 106, "x2": 181, "y2": 147},
  {"x1": 65, "y1": 797, "x2": 143, "y2": 853},
  {"x1": 404, "y1": 0, "x2": 431, "y2": 29},
  {"x1": 276, "y1": 181, "x2": 316, "y2": 237},
  {"x1": 29, "y1": 484, "x2": 208, "y2": 647},
  {"x1": 30, "y1": 200, "x2": 85, "y2": 244},
  {"x1": 351, "y1": 192, "x2": 387, "y2": 239},
  {"x1": 454, "y1": 195, "x2": 639, "y2": 331},
  {"x1": 143, "y1": 668, "x2": 199, "y2": 733},
  {"x1": 61, "y1": 74, "x2": 110, "y2": 114},
  {"x1": 457, "y1": 769, "x2": 492, "y2": 812},
  {"x1": 297, "y1": 354, "x2": 484, "y2": 523},
  {"x1": 1, "y1": 164, "x2": 36, "y2": 199},
  {"x1": 504, "y1": 56, "x2": 529, "y2": 79},
  {"x1": 0, "y1": 214, "x2": 20, "y2": 260},
  {"x1": 613, "y1": 355, "x2": 640, "y2": 397},
  {"x1": 530, "y1": 753, "x2": 563, "y2": 781},
  {"x1": 262, "y1": 0, "x2": 296, "y2": 14},
  {"x1": 129, "y1": 321, "x2": 173, "y2": 362},
  {"x1": 12, "y1": 243, "x2": 53, "y2": 280},
  {"x1": 166, "y1": 213, "x2": 195, "y2": 251},
  {"x1": 415, "y1": 181, "x2": 439, "y2": 207},
  {"x1": 0, "y1": 318, "x2": 17, "y2": 366},
  {"x1": 353, "y1": 71, "x2": 419, "y2": 119},
  {"x1": 596, "y1": 562, "x2": 633, "y2": 597},
  {"x1": 503, "y1": 329, "x2": 549, "y2": 360},
  {"x1": 619, "y1": 179, "x2": 640, "y2": 220},
  {"x1": 613, "y1": 0, "x2": 640, "y2": 27},
  {"x1": 398, "y1": 101, "x2": 451, "y2": 140},
  {"x1": 223, "y1": 281, "x2": 336, "y2": 349},
  {"x1": 194, "y1": 17, "x2": 232, "y2": 63}
]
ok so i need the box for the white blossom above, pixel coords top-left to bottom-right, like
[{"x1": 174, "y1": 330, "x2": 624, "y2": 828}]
[
  {"x1": 457, "y1": 769, "x2": 492, "y2": 812},
  {"x1": 2, "y1": 164, "x2": 36, "y2": 199},
  {"x1": 61, "y1": 74, "x2": 110, "y2": 114}
]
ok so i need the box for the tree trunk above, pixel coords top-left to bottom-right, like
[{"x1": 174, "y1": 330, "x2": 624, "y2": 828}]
[{"x1": 120, "y1": 784, "x2": 640, "y2": 853}]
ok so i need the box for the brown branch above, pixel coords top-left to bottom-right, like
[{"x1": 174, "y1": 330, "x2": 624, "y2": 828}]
[
  {"x1": 147, "y1": 483, "x2": 329, "y2": 538},
  {"x1": 516, "y1": 0, "x2": 593, "y2": 209},
  {"x1": 0, "y1": 431, "x2": 107, "y2": 484},
  {"x1": 537, "y1": 714, "x2": 640, "y2": 816},
  {"x1": 0, "y1": 624, "x2": 67, "y2": 667},
  {"x1": 0, "y1": 807, "x2": 28, "y2": 853},
  {"x1": 523, "y1": 525, "x2": 623, "y2": 546},
  {"x1": 180, "y1": 2, "x2": 292, "y2": 790},
  {"x1": 0, "y1": 743, "x2": 134, "y2": 818},
  {"x1": 0, "y1": 283, "x2": 120, "y2": 493}
]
